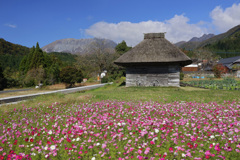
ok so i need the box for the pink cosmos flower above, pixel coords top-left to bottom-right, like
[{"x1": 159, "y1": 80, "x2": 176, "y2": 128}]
[
  {"x1": 138, "y1": 150, "x2": 142, "y2": 154},
  {"x1": 102, "y1": 144, "x2": 107, "y2": 149},
  {"x1": 144, "y1": 147, "x2": 150, "y2": 154},
  {"x1": 150, "y1": 141, "x2": 155, "y2": 145}
]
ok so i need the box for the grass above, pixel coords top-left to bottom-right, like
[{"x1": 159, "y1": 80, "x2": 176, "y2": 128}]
[
  {"x1": 1, "y1": 82, "x2": 240, "y2": 113},
  {"x1": 0, "y1": 82, "x2": 99, "y2": 98},
  {"x1": 0, "y1": 89, "x2": 49, "y2": 98}
]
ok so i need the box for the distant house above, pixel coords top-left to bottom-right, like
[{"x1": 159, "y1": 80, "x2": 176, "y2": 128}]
[
  {"x1": 218, "y1": 56, "x2": 240, "y2": 72},
  {"x1": 114, "y1": 33, "x2": 192, "y2": 87},
  {"x1": 232, "y1": 58, "x2": 240, "y2": 70},
  {"x1": 182, "y1": 64, "x2": 199, "y2": 72}
]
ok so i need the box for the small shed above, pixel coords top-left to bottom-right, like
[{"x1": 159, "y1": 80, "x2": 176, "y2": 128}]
[{"x1": 114, "y1": 33, "x2": 192, "y2": 87}]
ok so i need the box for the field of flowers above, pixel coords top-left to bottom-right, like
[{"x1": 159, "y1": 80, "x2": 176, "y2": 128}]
[{"x1": 1, "y1": 100, "x2": 240, "y2": 160}]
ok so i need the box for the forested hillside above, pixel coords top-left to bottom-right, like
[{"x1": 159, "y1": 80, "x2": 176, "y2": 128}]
[
  {"x1": 0, "y1": 38, "x2": 131, "y2": 89},
  {"x1": 0, "y1": 38, "x2": 30, "y2": 70},
  {"x1": 202, "y1": 25, "x2": 240, "y2": 58},
  {"x1": 0, "y1": 38, "x2": 30, "y2": 55},
  {"x1": 178, "y1": 25, "x2": 240, "y2": 59}
]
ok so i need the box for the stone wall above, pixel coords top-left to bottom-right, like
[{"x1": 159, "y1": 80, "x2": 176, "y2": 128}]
[{"x1": 126, "y1": 65, "x2": 180, "y2": 87}]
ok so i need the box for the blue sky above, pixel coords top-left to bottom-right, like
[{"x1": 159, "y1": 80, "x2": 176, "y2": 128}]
[{"x1": 1, "y1": 0, "x2": 240, "y2": 48}]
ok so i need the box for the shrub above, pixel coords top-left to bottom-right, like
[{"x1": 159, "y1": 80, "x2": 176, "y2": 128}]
[
  {"x1": 101, "y1": 75, "x2": 111, "y2": 83},
  {"x1": 60, "y1": 66, "x2": 83, "y2": 88},
  {"x1": 180, "y1": 72, "x2": 184, "y2": 80}
]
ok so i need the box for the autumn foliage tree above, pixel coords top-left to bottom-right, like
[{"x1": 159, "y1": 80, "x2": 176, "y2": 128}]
[{"x1": 212, "y1": 64, "x2": 228, "y2": 78}]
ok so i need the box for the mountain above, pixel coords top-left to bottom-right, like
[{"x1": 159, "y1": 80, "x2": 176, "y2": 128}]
[
  {"x1": 189, "y1": 34, "x2": 215, "y2": 42},
  {"x1": 177, "y1": 25, "x2": 240, "y2": 51},
  {"x1": 42, "y1": 38, "x2": 117, "y2": 54},
  {"x1": 174, "y1": 41, "x2": 186, "y2": 47},
  {"x1": 176, "y1": 34, "x2": 215, "y2": 49},
  {"x1": 198, "y1": 25, "x2": 240, "y2": 49}
]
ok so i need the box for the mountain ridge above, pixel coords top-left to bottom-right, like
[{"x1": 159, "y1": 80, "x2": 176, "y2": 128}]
[
  {"x1": 175, "y1": 34, "x2": 215, "y2": 49},
  {"x1": 176, "y1": 25, "x2": 240, "y2": 50},
  {"x1": 198, "y1": 25, "x2": 240, "y2": 48},
  {"x1": 189, "y1": 34, "x2": 215, "y2": 42},
  {"x1": 42, "y1": 38, "x2": 117, "y2": 55}
]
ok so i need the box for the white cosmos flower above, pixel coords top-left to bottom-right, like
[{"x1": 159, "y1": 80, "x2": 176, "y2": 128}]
[
  {"x1": 44, "y1": 146, "x2": 48, "y2": 150},
  {"x1": 76, "y1": 138, "x2": 80, "y2": 141},
  {"x1": 91, "y1": 157, "x2": 96, "y2": 160},
  {"x1": 153, "y1": 137, "x2": 158, "y2": 141},
  {"x1": 48, "y1": 130, "x2": 52, "y2": 135},
  {"x1": 182, "y1": 153, "x2": 186, "y2": 157},
  {"x1": 50, "y1": 145, "x2": 56, "y2": 150},
  {"x1": 96, "y1": 143, "x2": 100, "y2": 146},
  {"x1": 154, "y1": 129, "x2": 159, "y2": 133},
  {"x1": 31, "y1": 153, "x2": 36, "y2": 156},
  {"x1": 210, "y1": 135, "x2": 215, "y2": 139}
]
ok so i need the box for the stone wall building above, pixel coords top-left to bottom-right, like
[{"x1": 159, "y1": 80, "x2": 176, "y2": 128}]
[{"x1": 114, "y1": 33, "x2": 192, "y2": 87}]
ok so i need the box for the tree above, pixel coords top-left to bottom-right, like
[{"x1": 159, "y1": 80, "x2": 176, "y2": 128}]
[
  {"x1": 76, "y1": 39, "x2": 115, "y2": 78},
  {"x1": 192, "y1": 49, "x2": 219, "y2": 62},
  {"x1": 0, "y1": 63, "x2": 7, "y2": 90},
  {"x1": 212, "y1": 64, "x2": 228, "y2": 78},
  {"x1": 29, "y1": 42, "x2": 45, "y2": 69},
  {"x1": 115, "y1": 40, "x2": 131, "y2": 55},
  {"x1": 46, "y1": 64, "x2": 60, "y2": 85},
  {"x1": 23, "y1": 67, "x2": 46, "y2": 87},
  {"x1": 60, "y1": 66, "x2": 83, "y2": 88}
]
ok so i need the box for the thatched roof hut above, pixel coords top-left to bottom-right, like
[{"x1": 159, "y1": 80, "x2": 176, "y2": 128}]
[
  {"x1": 115, "y1": 33, "x2": 191, "y2": 67},
  {"x1": 114, "y1": 33, "x2": 192, "y2": 87}
]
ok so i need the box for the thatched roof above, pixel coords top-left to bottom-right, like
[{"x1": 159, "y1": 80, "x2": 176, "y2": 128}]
[{"x1": 114, "y1": 33, "x2": 192, "y2": 67}]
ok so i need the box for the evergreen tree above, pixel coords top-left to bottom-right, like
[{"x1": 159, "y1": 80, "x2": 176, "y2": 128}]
[
  {"x1": 29, "y1": 42, "x2": 45, "y2": 69},
  {"x1": 115, "y1": 41, "x2": 131, "y2": 55},
  {"x1": 0, "y1": 63, "x2": 7, "y2": 90},
  {"x1": 19, "y1": 46, "x2": 35, "y2": 73},
  {"x1": 26, "y1": 46, "x2": 35, "y2": 71}
]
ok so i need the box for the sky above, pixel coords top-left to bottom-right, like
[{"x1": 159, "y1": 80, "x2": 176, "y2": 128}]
[{"x1": 1, "y1": 0, "x2": 240, "y2": 48}]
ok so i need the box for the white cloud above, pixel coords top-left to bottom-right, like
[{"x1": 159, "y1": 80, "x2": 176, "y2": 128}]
[
  {"x1": 210, "y1": 3, "x2": 240, "y2": 32},
  {"x1": 85, "y1": 15, "x2": 208, "y2": 46},
  {"x1": 4, "y1": 23, "x2": 17, "y2": 28}
]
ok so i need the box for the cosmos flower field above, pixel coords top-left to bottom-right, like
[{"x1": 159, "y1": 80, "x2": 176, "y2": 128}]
[{"x1": 1, "y1": 100, "x2": 240, "y2": 160}]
